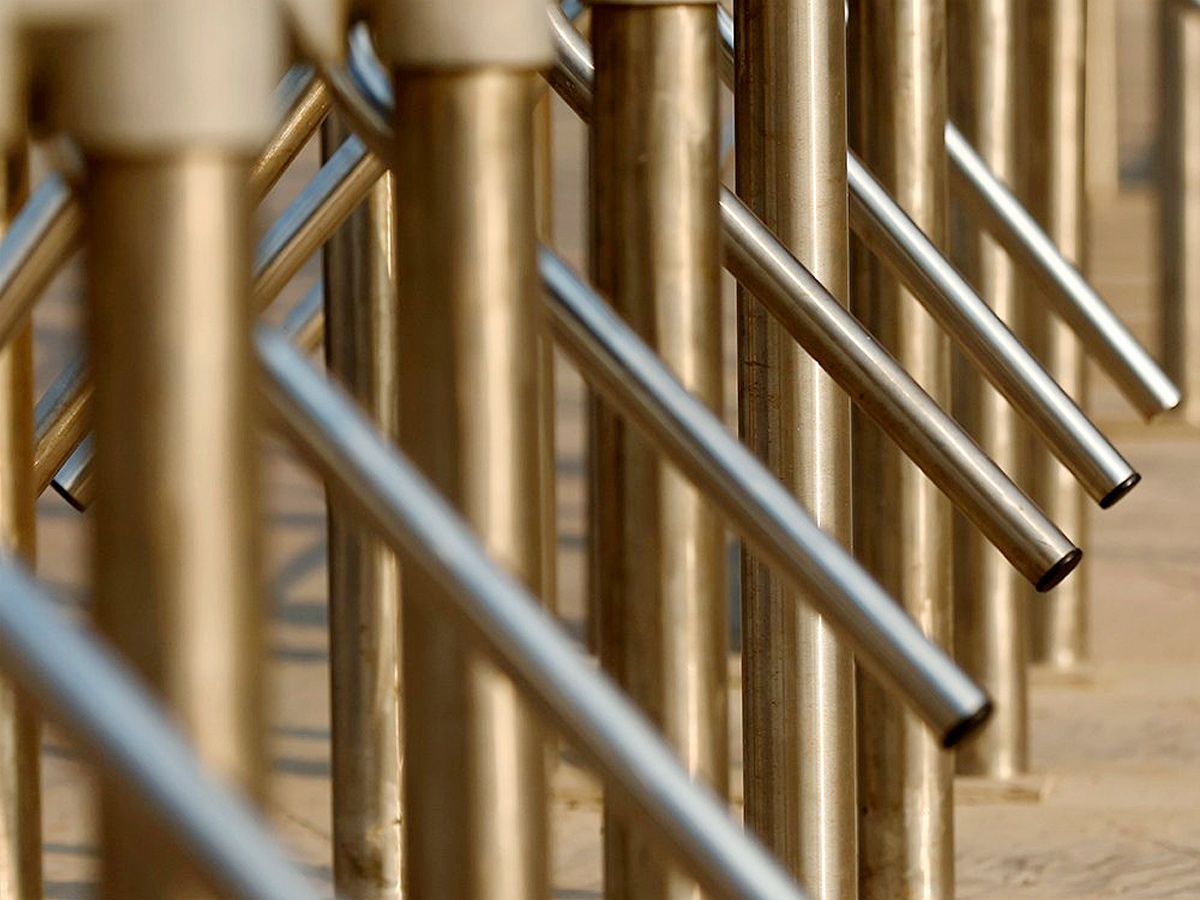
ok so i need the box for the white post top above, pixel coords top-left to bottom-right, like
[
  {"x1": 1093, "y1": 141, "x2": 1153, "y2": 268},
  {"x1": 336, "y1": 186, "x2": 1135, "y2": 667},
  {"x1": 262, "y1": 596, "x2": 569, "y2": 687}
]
[{"x1": 368, "y1": 0, "x2": 553, "y2": 69}]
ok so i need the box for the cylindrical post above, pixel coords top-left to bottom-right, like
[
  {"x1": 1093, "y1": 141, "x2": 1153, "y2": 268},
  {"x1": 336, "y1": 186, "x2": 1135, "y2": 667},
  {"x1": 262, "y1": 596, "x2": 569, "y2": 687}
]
[
  {"x1": 376, "y1": 0, "x2": 552, "y2": 896},
  {"x1": 588, "y1": 3, "x2": 727, "y2": 897},
  {"x1": 320, "y1": 117, "x2": 402, "y2": 900},
  {"x1": 68, "y1": 3, "x2": 278, "y2": 899},
  {"x1": 534, "y1": 84, "x2": 558, "y2": 621},
  {"x1": 948, "y1": 0, "x2": 1028, "y2": 777},
  {"x1": 847, "y1": 2, "x2": 955, "y2": 899},
  {"x1": 0, "y1": 148, "x2": 41, "y2": 900},
  {"x1": 1021, "y1": 0, "x2": 1090, "y2": 671},
  {"x1": 734, "y1": 0, "x2": 855, "y2": 896},
  {"x1": 1161, "y1": 0, "x2": 1200, "y2": 425}
]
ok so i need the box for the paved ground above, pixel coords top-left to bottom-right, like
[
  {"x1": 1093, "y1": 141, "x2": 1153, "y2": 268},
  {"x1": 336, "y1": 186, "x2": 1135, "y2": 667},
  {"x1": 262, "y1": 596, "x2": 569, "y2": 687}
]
[{"x1": 24, "y1": 63, "x2": 1200, "y2": 900}]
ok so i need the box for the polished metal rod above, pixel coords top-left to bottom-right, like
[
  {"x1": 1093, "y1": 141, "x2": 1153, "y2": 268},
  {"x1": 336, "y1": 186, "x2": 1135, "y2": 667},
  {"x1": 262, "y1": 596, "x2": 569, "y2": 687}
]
[
  {"x1": 539, "y1": 249, "x2": 990, "y2": 742},
  {"x1": 718, "y1": 199, "x2": 1078, "y2": 589},
  {"x1": 847, "y1": 150, "x2": 1137, "y2": 507},
  {"x1": 0, "y1": 560, "x2": 325, "y2": 900},
  {"x1": 398, "y1": 14, "x2": 1079, "y2": 590},
  {"x1": 945, "y1": 123, "x2": 1180, "y2": 421},
  {"x1": 256, "y1": 326, "x2": 807, "y2": 900},
  {"x1": 0, "y1": 64, "x2": 332, "y2": 365},
  {"x1": 0, "y1": 176, "x2": 80, "y2": 351},
  {"x1": 715, "y1": 3, "x2": 1176, "y2": 422},
  {"x1": 710, "y1": 3, "x2": 1137, "y2": 507},
  {"x1": 34, "y1": 138, "x2": 383, "y2": 498}
]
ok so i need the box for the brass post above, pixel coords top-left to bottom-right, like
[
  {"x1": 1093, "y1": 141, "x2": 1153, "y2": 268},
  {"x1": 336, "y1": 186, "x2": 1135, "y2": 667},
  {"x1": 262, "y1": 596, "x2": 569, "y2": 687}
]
[
  {"x1": 588, "y1": 3, "x2": 727, "y2": 898},
  {"x1": 948, "y1": 0, "x2": 1029, "y2": 777},
  {"x1": 847, "y1": 1, "x2": 955, "y2": 898},
  {"x1": 734, "y1": 0, "x2": 856, "y2": 896},
  {"x1": 321, "y1": 115, "x2": 403, "y2": 900}
]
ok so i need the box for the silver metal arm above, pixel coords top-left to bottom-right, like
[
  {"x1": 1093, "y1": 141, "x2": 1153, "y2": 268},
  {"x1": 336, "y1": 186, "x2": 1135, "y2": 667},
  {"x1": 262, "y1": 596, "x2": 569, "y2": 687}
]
[
  {"x1": 0, "y1": 561, "x2": 323, "y2": 900},
  {"x1": 714, "y1": 3, "x2": 1177, "y2": 422},
  {"x1": 943, "y1": 123, "x2": 1181, "y2": 420},
  {"x1": 256, "y1": 326, "x2": 809, "y2": 900}
]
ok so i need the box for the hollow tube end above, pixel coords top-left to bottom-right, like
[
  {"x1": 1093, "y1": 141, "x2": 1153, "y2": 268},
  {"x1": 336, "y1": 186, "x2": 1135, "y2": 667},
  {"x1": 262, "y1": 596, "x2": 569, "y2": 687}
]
[
  {"x1": 1036, "y1": 547, "x2": 1084, "y2": 593},
  {"x1": 1099, "y1": 471, "x2": 1142, "y2": 509},
  {"x1": 51, "y1": 479, "x2": 86, "y2": 513},
  {"x1": 941, "y1": 697, "x2": 994, "y2": 749}
]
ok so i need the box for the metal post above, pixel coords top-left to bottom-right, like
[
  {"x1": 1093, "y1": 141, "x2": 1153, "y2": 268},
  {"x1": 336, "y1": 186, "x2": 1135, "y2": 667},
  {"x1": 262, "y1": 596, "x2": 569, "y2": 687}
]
[
  {"x1": 588, "y1": 3, "x2": 726, "y2": 897},
  {"x1": 320, "y1": 116, "x2": 402, "y2": 900},
  {"x1": 534, "y1": 84, "x2": 558, "y2": 621},
  {"x1": 947, "y1": 0, "x2": 1028, "y2": 779},
  {"x1": 377, "y1": 0, "x2": 552, "y2": 895},
  {"x1": 1161, "y1": 0, "x2": 1200, "y2": 426},
  {"x1": 734, "y1": 0, "x2": 855, "y2": 896},
  {"x1": 1021, "y1": 0, "x2": 1091, "y2": 672},
  {"x1": 0, "y1": 147, "x2": 40, "y2": 900},
  {"x1": 70, "y1": 3, "x2": 277, "y2": 899},
  {"x1": 847, "y1": 2, "x2": 955, "y2": 899},
  {"x1": 1085, "y1": 0, "x2": 1119, "y2": 199}
]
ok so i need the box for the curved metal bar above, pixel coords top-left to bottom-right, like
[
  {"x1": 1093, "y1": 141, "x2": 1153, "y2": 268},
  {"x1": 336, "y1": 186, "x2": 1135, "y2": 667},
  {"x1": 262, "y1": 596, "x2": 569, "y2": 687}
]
[
  {"x1": 257, "y1": 327, "x2": 807, "y2": 900},
  {"x1": 944, "y1": 123, "x2": 1181, "y2": 420}
]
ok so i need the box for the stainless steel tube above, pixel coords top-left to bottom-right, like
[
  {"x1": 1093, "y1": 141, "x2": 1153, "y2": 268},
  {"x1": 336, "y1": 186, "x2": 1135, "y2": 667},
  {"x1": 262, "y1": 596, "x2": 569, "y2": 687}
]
[
  {"x1": 320, "y1": 117, "x2": 402, "y2": 900},
  {"x1": 0, "y1": 149, "x2": 40, "y2": 900},
  {"x1": 0, "y1": 559, "x2": 327, "y2": 900},
  {"x1": 720, "y1": 200, "x2": 1078, "y2": 589},
  {"x1": 1161, "y1": 0, "x2": 1200, "y2": 424},
  {"x1": 946, "y1": 123, "x2": 1180, "y2": 421},
  {"x1": 847, "y1": 153, "x2": 1137, "y2": 507},
  {"x1": 1020, "y1": 0, "x2": 1091, "y2": 672},
  {"x1": 948, "y1": 0, "x2": 1029, "y2": 779},
  {"x1": 256, "y1": 328, "x2": 809, "y2": 900},
  {"x1": 33, "y1": 137, "x2": 384, "y2": 500},
  {"x1": 390, "y1": 70, "x2": 547, "y2": 900},
  {"x1": 0, "y1": 68, "x2": 331, "y2": 353},
  {"x1": 541, "y1": 249, "x2": 990, "y2": 743},
  {"x1": 734, "y1": 0, "x2": 856, "y2": 894},
  {"x1": 0, "y1": 175, "x2": 80, "y2": 351},
  {"x1": 714, "y1": 4, "x2": 1148, "y2": 492},
  {"x1": 85, "y1": 154, "x2": 265, "y2": 900},
  {"x1": 588, "y1": 7, "x2": 726, "y2": 898},
  {"x1": 847, "y1": 3, "x2": 955, "y2": 900},
  {"x1": 535, "y1": 7, "x2": 1079, "y2": 590}
]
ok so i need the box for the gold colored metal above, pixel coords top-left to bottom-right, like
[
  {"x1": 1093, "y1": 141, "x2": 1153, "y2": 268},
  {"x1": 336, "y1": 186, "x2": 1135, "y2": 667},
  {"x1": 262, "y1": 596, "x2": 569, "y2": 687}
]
[
  {"x1": 589, "y1": 6, "x2": 726, "y2": 899},
  {"x1": 734, "y1": 0, "x2": 855, "y2": 895},
  {"x1": 392, "y1": 71, "x2": 547, "y2": 900},
  {"x1": 251, "y1": 77, "x2": 332, "y2": 199},
  {"x1": 321, "y1": 117, "x2": 403, "y2": 900},
  {"x1": 1085, "y1": 0, "x2": 1119, "y2": 198},
  {"x1": 948, "y1": 0, "x2": 1028, "y2": 778},
  {"x1": 0, "y1": 149, "x2": 41, "y2": 900},
  {"x1": 534, "y1": 84, "x2": 558, "y2": 620},
  {"x1": 31, "y1": 147, "x2": 385, "y2": 498},
  {"x1": 847, "y1": 2, "x2": 954, "y2": 899},
  {"x1": 1161, "y1": 0, "x2": 1200, "y2": 426},
  {"x1": 1020, "y1": 0, "x2": 1090, "y2": 671},
  {"x1": 84, "y1": 154, "x2": 264, "y2": 900}
]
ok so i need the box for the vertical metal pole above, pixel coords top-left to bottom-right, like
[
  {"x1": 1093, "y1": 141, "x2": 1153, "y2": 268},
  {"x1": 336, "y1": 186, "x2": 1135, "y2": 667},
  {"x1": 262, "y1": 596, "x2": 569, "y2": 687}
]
[
  {"x1": 321, "y1": 116, "x2": 403, "y2": 900},
  {"x1": 381, "y1": 1, "x2": 552, "y2": 895},
  {"x1": 588, "y1": 3, "x2": 726, "y2": 898},
  {"x1": 734, "y1": 0, "x2": 856, "y2": 896},
  {"x1": 534, "y1": 85, "x2": 558, "y2": 621},
  {"x1": 71, "y1": 6, "x2": 277, "y2": 899},
  {"x1": 947, "y1": 0, "x2": 1028, "y2": 778},
  {"x1": 85, "y1": 136, "x2": 265, "y2": 900},
  {"x1": 847, "y1": 2, "x2": 954, "y2": 899},
  {"x1": 1021, "y1": 0, "x2": 1091, "y2": 671},
  {"x1": 1161, "y1": 0, "x2": 1200, "y2": 426},
  {"x1": 1085, "y1": 0, "x2": 1119, "y2": 198},
  {"x1": 0, "y1": 147, "x2": 41, "y2": 900}
]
